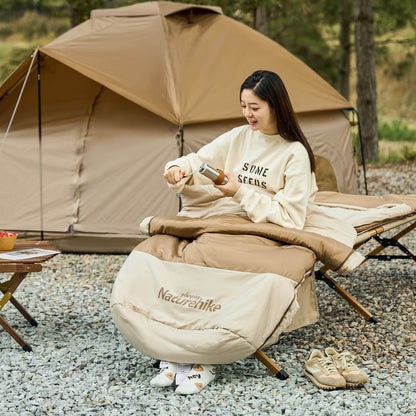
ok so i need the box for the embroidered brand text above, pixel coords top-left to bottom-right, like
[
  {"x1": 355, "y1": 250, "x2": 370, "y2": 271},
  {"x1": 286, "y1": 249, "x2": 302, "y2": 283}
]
[{"x1": 158, "y1": 287, "x2": 222, "y2": 312}]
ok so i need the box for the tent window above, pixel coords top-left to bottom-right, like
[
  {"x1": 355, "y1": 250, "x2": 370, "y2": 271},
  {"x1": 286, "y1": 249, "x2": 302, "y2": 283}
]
[{"x1": 166, "y1": 7, "x2": 219, "y2": 23}]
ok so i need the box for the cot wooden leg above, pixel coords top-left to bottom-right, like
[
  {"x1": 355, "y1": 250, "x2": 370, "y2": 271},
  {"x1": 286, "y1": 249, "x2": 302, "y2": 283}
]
[
  {"x1": 153, "y1": 354, "x2": 289, "y2": 380},
  {"x1": 316, "y1": 270, "x2": 377, "y2": 323},
  {"x1": 253, "y1": 350, "x2": 289, "y2": 380}
]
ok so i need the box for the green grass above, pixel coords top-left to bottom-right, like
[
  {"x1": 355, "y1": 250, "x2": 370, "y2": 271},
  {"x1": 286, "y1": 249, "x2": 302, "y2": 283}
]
[
  {"x1": 0, "y1": 40, "x2": 23, "y2": 60},
  {"x1": 379, "y1": 140, "x2": 416, "y2": 163},
  {"x1": 378, "y1": 119, "x2": 416, "y2": 142},
  {"x1": 0, "y1": 11, "x2": 69, "y2": 83},
  {"x1": 376, "y1": 118, "x2": 416, "y2": 163},
  {"x1": 0, "y1": 40, "x2": 37, "y2": 83}
]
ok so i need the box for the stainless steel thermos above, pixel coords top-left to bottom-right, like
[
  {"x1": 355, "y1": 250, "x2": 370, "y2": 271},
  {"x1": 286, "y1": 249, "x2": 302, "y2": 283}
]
[{"x1": 199, "y1": 162, "x2": 228, "y2": 185}]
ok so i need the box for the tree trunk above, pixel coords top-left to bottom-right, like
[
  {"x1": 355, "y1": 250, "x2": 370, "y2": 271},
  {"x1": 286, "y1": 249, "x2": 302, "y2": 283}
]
[
  {"x1": 68, "y1": 1, "x2": 82, "y2": 27},
  {"x1": 254, "y1": 6, "x2": 269, "y2": 37},
  {"x1": 339, "y1": 0, "x2": 352, "y2": 100},
  {"x1": 354, "y1": 0, "x2": 378, "y2": 163}
]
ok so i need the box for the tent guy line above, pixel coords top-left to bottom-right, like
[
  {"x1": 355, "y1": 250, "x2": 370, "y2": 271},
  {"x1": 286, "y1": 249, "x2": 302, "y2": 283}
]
[{"x1": 0, "y1": 49, "x2": 38, "y2": 151}]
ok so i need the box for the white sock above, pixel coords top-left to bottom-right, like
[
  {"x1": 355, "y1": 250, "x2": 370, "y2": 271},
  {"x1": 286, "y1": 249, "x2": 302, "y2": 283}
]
[
  {"x1": 150, "y1": 362, "x2": 177, "y2": 387},
  {"x1": 175, "y1": 363, "x2": 193, "y2": 385},
  {"x1": 175, "y1": 364, "x2": 216, "y2": 395}
]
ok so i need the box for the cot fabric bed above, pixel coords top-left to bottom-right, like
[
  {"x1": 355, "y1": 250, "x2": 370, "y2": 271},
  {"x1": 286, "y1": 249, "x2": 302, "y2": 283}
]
[
  {"x1": 313, "y1": 192, "x2": 416, "y2": 321},
  {"x1": 111, "y1": 214, "x2": 363, "y2": 367}
]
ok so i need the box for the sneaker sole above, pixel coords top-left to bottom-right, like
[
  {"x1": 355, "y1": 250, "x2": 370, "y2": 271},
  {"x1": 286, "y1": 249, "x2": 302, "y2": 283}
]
[
  {"x1": 304, "y1": 370, "x2": 345, "y2": 390},
  {"x1": 346, "y1": 379, "x2": 368, "y2": 388}
]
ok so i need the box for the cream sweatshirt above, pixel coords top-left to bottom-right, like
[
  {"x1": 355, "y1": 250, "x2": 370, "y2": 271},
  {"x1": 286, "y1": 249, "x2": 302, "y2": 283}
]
[{"x1": 165, "y1": 125, "x2": 318, "y2": 229}]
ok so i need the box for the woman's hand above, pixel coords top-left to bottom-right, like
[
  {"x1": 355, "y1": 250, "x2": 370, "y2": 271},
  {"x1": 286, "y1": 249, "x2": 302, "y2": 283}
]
[
  {"x1": 163, "y1": 166, "x2": 185, "y2": 184},
  {"x1": 214, "y1": 172, "x2": 241, "y2": 197}
]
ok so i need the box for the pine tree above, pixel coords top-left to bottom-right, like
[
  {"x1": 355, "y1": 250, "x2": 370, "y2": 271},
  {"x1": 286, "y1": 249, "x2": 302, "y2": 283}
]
[{"x1": 354, "y1": 0, "x2": 379, "y2": 162}]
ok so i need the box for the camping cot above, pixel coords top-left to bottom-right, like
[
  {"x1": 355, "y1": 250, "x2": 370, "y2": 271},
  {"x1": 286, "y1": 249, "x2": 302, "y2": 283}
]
[
  {"x1": 314, "y1": 192, "x2": 416, "y2": 323},
  {"x1": 111, "y1": 192, "x2": 416, "y2": 377}
]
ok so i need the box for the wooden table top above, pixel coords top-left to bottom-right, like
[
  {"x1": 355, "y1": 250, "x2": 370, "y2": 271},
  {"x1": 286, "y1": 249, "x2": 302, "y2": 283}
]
[{"x1": 0, "y1": 241, "x2": 61, "y2": 265}]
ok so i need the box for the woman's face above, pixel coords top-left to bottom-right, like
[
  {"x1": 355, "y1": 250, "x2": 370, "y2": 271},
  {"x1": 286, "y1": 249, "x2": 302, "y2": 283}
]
[{"x1": 240, "y1": 89, "x2": 277, "y2": 135}]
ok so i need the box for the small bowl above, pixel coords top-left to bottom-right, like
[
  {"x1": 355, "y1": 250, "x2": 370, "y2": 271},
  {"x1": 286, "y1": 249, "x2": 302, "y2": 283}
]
[{"x1": 0, "y1": 233, "x2": 18, "y2": 251}]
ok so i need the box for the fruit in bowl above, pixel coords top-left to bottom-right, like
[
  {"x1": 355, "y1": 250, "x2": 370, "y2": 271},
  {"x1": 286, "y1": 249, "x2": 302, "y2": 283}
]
[{"x1": 0, "y1": 231, "x2": 18, "y2": 250}]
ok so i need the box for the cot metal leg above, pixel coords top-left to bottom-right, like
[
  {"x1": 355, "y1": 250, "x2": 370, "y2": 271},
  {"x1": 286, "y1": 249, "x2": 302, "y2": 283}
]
[
  {"x1": 365, "y1": 234, "x2": 416, "y2": 261},
  {"x1": 356, "y1": 220, "x2": 416, "y2": 262},
  {"x1": 315, "y1": 270, "x2": 377, "y2": 323},
  {"x1": 253, "y1": 350, "x2": 289, "y2": 380}
]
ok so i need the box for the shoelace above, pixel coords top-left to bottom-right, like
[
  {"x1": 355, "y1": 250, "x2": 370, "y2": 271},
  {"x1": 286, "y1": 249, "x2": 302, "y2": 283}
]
[
  {"x1": 318, "y1": 356, "x2": 339, "y2": 373},
  {"x1": 338, "y1": 351, "x2": 357, "y2": 370}
]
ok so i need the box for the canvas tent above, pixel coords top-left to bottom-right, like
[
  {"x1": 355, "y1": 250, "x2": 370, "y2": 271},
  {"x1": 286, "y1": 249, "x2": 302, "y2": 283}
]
[{"x1": 0, "y1": 1, "x2": 357, "y2": 253}]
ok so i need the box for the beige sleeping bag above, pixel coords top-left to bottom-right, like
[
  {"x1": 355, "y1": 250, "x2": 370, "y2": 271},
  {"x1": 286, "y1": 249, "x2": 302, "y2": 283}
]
[{"x1": 110, "y1": 214, "x2": 364, "y2": 364}]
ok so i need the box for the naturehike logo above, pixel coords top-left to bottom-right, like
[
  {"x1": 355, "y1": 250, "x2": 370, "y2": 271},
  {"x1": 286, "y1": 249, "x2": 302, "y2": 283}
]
[{"x1": 158, "y1": 288, "x2": 222, "y2": 312}]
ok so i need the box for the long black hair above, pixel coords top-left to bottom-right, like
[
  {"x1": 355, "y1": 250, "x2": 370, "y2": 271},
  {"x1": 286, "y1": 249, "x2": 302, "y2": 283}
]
[{"x1": 240, "y1": 70, "x2": 316, "y2": 172}]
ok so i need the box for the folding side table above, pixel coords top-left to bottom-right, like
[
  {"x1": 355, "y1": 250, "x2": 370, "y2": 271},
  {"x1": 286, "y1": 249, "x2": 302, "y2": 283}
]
[{"x1": 0, "y1": 241, "x2": 60, "y2": 351}]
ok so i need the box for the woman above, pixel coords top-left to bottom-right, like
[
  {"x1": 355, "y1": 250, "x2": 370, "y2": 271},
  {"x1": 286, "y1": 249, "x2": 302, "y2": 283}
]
[
  {"x1": 164, "y1": 70, "x2": 317, "y2": 229},
  {"x1": 154, "y1": 70, "x2": 317, "y2": 394}
]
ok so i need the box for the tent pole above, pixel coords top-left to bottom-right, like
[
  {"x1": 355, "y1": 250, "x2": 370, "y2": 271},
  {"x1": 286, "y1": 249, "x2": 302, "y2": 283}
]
[
  {"x1": 37, "y1": 49, "x2": 44, "y2": 240},
  {"x1": 352, "y1": 108, "x2": 368, "y2": 195},
  {"x1": 177, "y1": 124, "x2": 184, "y2": 157},
  {"x1": 176, "y1": 125, "x2": 184, "y2": 211}
]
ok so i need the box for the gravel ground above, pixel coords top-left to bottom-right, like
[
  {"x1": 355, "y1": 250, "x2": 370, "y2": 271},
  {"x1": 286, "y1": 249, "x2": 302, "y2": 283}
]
[{"x1": 0, "y1": 162, "x2": 415, "y2": 416}]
